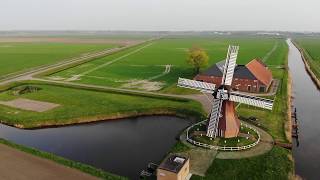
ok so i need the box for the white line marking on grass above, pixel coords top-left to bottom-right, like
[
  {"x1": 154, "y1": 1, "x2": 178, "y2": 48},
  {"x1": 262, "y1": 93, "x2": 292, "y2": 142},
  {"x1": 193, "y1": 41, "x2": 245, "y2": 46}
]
[
  {"x1": 262, "y1": 42, "x2": 278, "y2": 63},
  {"x1": 79, "y1": 43, "x2": 154, "y2": 76},
  {"x1": 148, "y1": 64, "x2": 171, "y2": 80}
]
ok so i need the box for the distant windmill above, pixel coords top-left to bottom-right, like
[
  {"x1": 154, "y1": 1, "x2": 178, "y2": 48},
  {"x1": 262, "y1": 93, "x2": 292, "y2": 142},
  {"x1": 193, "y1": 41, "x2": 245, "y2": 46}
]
[{"x1": 178, "y1": 45, "x2": 274, "y2": 138}]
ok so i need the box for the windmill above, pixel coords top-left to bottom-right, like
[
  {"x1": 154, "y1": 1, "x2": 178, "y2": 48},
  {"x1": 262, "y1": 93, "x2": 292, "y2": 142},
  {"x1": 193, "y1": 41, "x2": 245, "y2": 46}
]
[{"x1": 178, "y1": 45, "x2": 274, "y2": 138}]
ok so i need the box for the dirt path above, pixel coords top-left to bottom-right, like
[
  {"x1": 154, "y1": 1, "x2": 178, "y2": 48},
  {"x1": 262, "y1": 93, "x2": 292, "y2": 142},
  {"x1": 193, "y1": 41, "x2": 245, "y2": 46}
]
[
  {"x1": 0, "y1": 144, "x2": 99, "y2": 180},
  {"x1": 178, "y1": 148, "x2": 217, "y2": 176},
  {"x1": 178, "y1": 129, "x2": 217, "y2": 176}
]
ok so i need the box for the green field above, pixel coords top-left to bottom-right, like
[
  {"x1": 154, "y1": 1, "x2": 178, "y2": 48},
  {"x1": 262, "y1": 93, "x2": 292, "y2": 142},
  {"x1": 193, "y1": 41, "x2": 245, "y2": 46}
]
[
  {"x1": 0, "y1": 42, "x2": 117, "y2": 78},
  {"x1": 191, "y1": 147, "x2": 293, "y2": 180},
  {"x1": 47, "y1": 37, "x2": 286, "y2": 93},
  {"x1": 295, "y1": 37, "x2": 320, "y2": 79},
  {"x1": 0, "y1": 83, "x2": 204, "y2": 128}
]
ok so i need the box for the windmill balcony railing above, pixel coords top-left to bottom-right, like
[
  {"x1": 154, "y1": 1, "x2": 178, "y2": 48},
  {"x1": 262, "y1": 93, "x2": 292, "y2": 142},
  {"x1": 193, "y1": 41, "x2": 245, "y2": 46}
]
[{"x1": 185, "y1": 120, "x2": 261, "y2": 151}]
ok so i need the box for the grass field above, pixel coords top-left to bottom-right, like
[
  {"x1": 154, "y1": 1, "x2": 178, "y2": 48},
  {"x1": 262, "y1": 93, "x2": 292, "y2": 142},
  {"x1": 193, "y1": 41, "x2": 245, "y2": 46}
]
[
  {"x1": 47, "y1": 37, "x2": 287, "y2": 93},
  {"x1": 191, "y1": 147, "x2": 293, "y2": 180},
  {"x1": 0, "y1": 83, "x2": 204, "y2": 128},
  {"x1": 294, "y1": 37, "x2": 320, "y2": 79},
  {"x1": 0, "y1": 42, "x2": 117, "y2": 78}
]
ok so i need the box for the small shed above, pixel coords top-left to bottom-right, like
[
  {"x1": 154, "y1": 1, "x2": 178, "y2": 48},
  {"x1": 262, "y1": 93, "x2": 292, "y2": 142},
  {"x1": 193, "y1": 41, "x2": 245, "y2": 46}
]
[{"x1": 157, "y1": 154, "x2": 190, "y2": 180}]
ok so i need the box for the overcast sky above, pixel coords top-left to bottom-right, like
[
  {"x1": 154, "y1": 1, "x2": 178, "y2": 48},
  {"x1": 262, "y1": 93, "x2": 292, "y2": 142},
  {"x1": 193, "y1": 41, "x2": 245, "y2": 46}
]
[{"x1": 0, "y1": 0, "x2": 319, "y2": 32}]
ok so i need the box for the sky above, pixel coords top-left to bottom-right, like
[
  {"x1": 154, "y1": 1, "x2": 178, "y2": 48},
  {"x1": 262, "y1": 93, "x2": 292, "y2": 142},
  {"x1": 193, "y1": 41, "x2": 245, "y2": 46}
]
[{"x1": 0, "y1": 0, "x2": 319, "y2": 32}]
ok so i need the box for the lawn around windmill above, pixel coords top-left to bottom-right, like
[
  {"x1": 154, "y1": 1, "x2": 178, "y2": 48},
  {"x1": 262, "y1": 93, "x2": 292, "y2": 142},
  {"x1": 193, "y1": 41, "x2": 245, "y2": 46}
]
[{"x1": 188, "y1": 121, "x2": 260, "y2": 148}]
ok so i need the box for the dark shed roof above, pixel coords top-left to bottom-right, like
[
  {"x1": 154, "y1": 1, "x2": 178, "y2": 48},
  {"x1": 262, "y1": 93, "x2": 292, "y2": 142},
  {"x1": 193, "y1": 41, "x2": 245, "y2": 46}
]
[
  {"x1": 158, "y1": 155, "x2": 188, "y2": 173},
  {"x1": 202, "y1": 64, "x2": 223, "y2": 76},
  {"x1": 200, "y1": 61, "x2": 256, "y2": 80},
  {"x1": 233, "y1": 65, "x2": 256, "y2": 80}
]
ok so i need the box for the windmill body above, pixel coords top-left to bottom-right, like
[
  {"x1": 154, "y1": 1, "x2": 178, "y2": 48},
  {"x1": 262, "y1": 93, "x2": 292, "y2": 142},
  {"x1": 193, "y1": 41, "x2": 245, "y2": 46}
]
[{"x1": 178, "y1": 45, "x2": 274, "y2": 138}]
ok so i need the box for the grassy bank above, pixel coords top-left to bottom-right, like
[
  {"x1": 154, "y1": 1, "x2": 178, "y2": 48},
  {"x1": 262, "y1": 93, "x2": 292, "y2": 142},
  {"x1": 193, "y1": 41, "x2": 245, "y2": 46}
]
[
  {"x1": 191, "y1": 147, "x2": 293, "y2": 180},
  {"x1": 294, "y1": 38, "x2": 320, "y2": 78},
  {"x1": 0, "y1": 83, "x2": 205, "y2": 128},
  {"x1": 0, "y1": 138, "x2": 126, "y2": 180},
  {"x1": 293, "y1": 38, "x2": 320, "y2": 88}
]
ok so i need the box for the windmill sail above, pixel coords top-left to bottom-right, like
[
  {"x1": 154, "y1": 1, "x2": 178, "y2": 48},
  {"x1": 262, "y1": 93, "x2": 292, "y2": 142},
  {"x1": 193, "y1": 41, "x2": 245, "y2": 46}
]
[
  {"x1": 221, "y1": 45, "x2": 239, "y2": 86},
  {"x1": 206, "y1": 98, "x2": 223, "y2": 138},
  {"x1": 177, "y1": 44, "x2": 274, "y2": 139},
  {"x1": 177, "y1": 78, "x2": 216, "y2": 93},
  {"x1": 229, "y1": 92, "x2": 274, "y2": 110}
]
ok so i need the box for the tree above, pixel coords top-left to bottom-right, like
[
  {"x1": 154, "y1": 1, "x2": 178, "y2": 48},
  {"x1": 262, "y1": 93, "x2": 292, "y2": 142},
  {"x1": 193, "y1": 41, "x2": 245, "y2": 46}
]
[{"x1": 187, "y1": 46, "x2": 209, "y2": 74}]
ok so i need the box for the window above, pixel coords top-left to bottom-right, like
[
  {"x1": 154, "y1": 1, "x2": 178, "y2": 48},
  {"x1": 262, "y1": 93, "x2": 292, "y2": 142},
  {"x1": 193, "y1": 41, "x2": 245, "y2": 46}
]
[
  {"x1": 259, "y1": 86, "x2": 266, "y2": 92},
  {"x1": 247, "y1": 85, "x2": 251, "y2": 91}
]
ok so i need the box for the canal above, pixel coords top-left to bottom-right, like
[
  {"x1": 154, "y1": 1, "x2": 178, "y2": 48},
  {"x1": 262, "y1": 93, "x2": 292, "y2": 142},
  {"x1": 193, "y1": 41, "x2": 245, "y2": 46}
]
[
  {"x1": 0, "y1": 116, "x2": 190, "y2": 179},
  {"x1": 287, "y1": 39, "x2": 320, "y2": 179}
]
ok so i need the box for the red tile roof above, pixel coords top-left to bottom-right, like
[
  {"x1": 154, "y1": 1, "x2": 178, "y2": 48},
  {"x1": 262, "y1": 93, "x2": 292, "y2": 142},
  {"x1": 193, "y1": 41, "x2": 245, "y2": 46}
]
[{"x1": 246, "y1": 59, "x2": 273, "y2": 86}]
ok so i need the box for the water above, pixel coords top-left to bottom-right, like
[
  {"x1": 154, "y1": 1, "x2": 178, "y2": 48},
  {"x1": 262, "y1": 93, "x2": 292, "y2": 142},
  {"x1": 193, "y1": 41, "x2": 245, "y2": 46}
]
[
  {"x1": 287, "y1": 39, "x2": 320, "y2": 179},
  {"x1": 0, "y1": 116, "x2": 191, "y2": 179}
]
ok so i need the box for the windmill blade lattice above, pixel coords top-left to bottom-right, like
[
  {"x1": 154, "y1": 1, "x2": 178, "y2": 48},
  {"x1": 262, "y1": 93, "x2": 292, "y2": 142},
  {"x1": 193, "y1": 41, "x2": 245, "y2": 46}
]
[
  {"x1": 221, "y1": 46, "x2": 239, "y2": 86},
  {"x1": 177, "y1": 78, "x2": 216, "y2": 93},
  {"x1": 206, "y1": 98, "x2": 224, "y2": 138},
  {"x1": 229, "y1": 92, "x2": 274, "y2": 110}
]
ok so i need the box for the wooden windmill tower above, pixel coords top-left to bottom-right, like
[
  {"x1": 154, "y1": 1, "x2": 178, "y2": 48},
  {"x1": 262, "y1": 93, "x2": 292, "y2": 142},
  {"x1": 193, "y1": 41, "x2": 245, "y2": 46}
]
[{"x1": 178, "y1": 45, "x2": 274, "y2": 138}]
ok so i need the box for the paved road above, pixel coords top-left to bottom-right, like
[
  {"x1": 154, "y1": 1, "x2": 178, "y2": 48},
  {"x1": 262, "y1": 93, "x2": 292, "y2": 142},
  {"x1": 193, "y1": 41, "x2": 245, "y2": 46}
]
[{"x1": 0, "y1": 144, "x2": 100, "y2": 180}]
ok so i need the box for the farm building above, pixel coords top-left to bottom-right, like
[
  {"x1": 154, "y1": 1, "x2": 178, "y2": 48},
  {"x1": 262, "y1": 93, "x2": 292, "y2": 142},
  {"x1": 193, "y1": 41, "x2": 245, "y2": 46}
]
[{"x1": 195, "y1": 59, "x2": 273, "y2": 93}]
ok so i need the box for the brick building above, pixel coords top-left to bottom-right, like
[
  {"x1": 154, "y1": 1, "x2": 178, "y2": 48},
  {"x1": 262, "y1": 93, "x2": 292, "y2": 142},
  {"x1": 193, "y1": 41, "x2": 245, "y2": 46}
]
[
  {"x1": 195, "y1": 59, "x2": 273, "y2": 93},
  {"x1": 157, "y1": 155, "x2": 190, "y2": 180}
]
